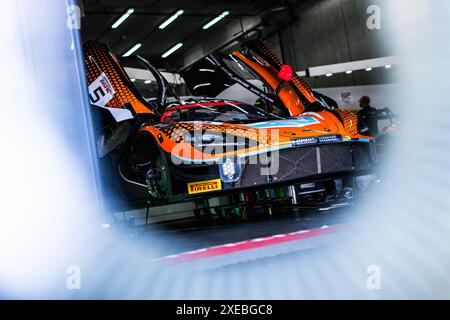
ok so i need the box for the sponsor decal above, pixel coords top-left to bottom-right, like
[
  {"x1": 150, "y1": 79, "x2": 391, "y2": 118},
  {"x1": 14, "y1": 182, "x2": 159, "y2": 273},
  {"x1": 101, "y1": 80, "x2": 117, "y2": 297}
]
[
  {"x1": 291, "y1": 134, "x2": 342, "y2": 147},
  {"x1": 187, "y1": 179, "x2": 222, "y2": 195},
  {"x1": 88, "y1": 72, "x2": 115, "y2": 106},
  {"x1": 88, "y1": 72, "x2": 133, "y2": 122}
]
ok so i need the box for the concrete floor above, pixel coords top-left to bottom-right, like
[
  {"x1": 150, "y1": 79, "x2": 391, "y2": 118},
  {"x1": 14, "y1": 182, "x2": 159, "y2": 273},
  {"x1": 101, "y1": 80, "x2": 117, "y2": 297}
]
[{"x1": 124, "y1": 200, "x2": 357, "y2": 269}]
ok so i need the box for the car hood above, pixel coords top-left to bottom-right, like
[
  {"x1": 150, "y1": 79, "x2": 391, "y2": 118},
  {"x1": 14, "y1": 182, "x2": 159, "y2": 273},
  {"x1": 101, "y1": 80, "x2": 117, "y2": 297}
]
[
  {"x1": 173, "y1": 112, "x2": 344, "y2": 140},
  {"x1": 144, "y1": 109, "x2": 370, "y2": 163}
]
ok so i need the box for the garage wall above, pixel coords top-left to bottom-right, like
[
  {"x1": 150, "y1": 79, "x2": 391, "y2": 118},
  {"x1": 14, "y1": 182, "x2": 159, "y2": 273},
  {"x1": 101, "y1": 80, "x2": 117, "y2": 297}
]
[
  {"x1": 175, "y1": 0, "x2": 396, "y2": 93},
  {"x1": 315, "y1": 83, "x2": 401, "y2": 136},
  {"x1": 264, "y1": 0, "x2": 393, "y2": 88},
  {"x1": 315, "y1": 83, "x2": 400, "y2": 112}
]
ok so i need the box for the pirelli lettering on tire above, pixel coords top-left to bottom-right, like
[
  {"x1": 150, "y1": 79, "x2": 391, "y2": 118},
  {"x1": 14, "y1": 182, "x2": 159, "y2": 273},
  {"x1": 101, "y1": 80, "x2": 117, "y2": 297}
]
[{"x1": 187, "y1": 179, "x2": 222, "y2": 195}]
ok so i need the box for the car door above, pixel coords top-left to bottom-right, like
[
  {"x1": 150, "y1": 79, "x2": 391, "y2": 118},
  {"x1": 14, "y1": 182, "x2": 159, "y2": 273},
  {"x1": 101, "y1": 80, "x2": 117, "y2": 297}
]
[
  {"x1": 84, "y1": 40, "x2": 169, "y2": 121},
  {"x1": 183, "y1": 40, "x2": 327, "y2": 117}
]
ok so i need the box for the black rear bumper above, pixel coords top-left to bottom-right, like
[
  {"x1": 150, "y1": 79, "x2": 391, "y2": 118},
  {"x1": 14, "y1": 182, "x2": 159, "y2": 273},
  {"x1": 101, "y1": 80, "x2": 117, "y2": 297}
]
[
  {"x1": 234, "y1": 141, "x2": 376, "y2": 189},
  {"x1": 172, "y1": 141, "x2": 377, "y2": 198}
]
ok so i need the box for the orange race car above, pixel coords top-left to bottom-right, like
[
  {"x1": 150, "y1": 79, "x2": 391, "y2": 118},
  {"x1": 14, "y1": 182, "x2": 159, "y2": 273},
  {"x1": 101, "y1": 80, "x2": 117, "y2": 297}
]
[{"x1": 84, "y1": 40, "x2": 376, "y2": 205}]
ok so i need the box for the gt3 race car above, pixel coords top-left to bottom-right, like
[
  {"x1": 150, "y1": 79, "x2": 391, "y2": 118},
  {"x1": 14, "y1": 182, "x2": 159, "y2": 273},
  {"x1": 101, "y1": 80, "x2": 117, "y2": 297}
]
[{"x1": 83, "y1": 40, "x2": 376, "y2": 206}]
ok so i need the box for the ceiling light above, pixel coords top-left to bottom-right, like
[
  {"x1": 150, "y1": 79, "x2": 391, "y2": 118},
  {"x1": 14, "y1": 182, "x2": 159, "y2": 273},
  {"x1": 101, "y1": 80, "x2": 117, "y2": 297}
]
[
  {"x1": 203, "y1": 11, "x2": 230, "y2": 30},
  {"x1": 161, "y1": 43, "x2": 183, "y2": 58},
  {"x1": 122, "y1": 43, "x2": 142, "y2": 57},
  {"x1": 365, "y1": 67, "x2": 373, "y2": 71},
  {"x1": 385, "y1": 65, "x2": 392, "y2": 69},
  {"x1": 144, "y1": 80, "x2": 152, "y2": 84},
  {"x1": 326, "y1": 73, "x2": 333, "y2": 77},
  {"x1": 270, "y1": 6, "x2": 288, "y2": 13},
  {"x1": 345, "y1": 70, "x2": 353, "y2": 74},
  {"x1": 112, "y1": 8, "x2": 134, "y2": 29},
  {"x1": 130, "y1": 78, "x2": 136, "y2": 82},
  {"x1": 159, "y1": 9, "x2": 184, "y2": 29}
]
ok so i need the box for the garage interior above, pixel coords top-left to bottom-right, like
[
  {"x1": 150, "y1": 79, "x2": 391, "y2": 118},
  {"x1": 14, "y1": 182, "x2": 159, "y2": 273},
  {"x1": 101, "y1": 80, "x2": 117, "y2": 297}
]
[
  {"x1": 81, "y1": 0, "x2": 396, "y2": 83},
  {"x1": 80, "y1": 0, "x2": 397, "y2": 262},
  {"x1": 4, "y1": 0, "x2": 450, "y2": 301}
]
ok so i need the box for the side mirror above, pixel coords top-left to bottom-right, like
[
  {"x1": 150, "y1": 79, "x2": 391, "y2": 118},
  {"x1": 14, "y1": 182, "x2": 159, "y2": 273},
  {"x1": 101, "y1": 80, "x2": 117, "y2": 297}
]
[{"x1": 278, "y1": 64, "x2": 294, "y2": 81}]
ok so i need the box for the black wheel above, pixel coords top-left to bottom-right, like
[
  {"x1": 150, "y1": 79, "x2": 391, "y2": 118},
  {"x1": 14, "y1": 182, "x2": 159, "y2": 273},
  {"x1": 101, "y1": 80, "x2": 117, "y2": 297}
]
[
  {"x1": 115, "y1": 131, "x2": 171, "y2": 202},
  {"x1": 145, "y1": 153, "x2": 170, "y2": 200}
]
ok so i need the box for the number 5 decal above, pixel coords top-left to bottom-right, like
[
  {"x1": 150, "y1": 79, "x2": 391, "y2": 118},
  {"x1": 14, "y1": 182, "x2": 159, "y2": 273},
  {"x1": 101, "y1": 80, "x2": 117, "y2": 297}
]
[{"x1": 88, "y1": 72, "x2": 115, "y2": 107}]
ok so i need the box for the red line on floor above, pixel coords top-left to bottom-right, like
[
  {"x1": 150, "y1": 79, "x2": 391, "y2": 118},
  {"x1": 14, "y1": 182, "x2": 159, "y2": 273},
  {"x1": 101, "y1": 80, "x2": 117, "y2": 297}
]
[{"x1": 156, "y1": 224, "x2": 342, "y2": 264}]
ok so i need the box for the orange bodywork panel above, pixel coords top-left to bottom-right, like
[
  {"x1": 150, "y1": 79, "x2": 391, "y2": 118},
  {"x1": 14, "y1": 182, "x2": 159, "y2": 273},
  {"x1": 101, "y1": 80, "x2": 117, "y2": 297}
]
[
  {"x1": 84, "y1": 40, "x2": 154, "y2": 115},
  {"x1": 232, "y1": 51, "x2": 305, "y2": 116},
  {"x1": 239, "y1": 39, "x2": 319, "y2": 116},
  {"x1": 140, "y1": 109, "x2": 373, "y2": 163}
]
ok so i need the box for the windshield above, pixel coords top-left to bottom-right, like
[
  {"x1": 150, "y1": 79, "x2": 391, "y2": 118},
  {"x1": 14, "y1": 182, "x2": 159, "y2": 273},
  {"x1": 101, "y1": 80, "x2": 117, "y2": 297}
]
[
  {"x1": 120, "y1": 56, "x2": 183, "y2": 108},
  {"x1": 161, "y1": 101, "x2": 281, "y2": 123},
  {"x1": 222, "y1": 54, "x2": 275, "y2": 94}
]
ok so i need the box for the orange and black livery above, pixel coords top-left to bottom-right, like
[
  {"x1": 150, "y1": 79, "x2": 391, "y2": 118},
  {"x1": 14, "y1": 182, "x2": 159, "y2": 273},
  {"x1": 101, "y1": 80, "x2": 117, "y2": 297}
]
[{"x1": 83, "y1": 40, "x2": 376, "y2": 204}]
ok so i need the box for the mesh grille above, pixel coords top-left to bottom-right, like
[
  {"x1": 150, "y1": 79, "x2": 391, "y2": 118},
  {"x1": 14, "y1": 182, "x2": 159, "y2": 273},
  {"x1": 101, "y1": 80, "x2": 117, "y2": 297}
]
[{"x1": 236, "y1": 143, "x2": 372, "y2": 188}]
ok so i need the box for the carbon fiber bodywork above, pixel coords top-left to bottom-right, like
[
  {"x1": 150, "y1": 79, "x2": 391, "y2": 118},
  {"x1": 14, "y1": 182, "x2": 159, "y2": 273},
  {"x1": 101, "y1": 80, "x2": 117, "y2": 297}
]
[
  {"x1": 166, "y1": 141, "x2": 376, "y2": 197},
  {"x1": 235, "y1": 142, "x2": 374, "y2": 189}
]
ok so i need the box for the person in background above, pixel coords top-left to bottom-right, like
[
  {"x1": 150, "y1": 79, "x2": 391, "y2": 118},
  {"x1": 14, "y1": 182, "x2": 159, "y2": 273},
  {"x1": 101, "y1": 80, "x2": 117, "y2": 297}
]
[{"x1": 357, "y1": 95, "x2": 379, "y2": 136}]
